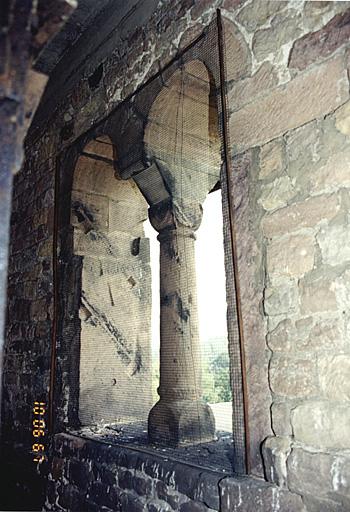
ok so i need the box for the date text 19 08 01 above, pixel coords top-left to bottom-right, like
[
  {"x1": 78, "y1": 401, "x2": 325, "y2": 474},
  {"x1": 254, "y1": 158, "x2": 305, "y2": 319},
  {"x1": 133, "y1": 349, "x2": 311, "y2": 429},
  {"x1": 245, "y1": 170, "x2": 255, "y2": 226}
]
[{"x1": 32, "y1": 401, "x2": 46, "y2": 463}]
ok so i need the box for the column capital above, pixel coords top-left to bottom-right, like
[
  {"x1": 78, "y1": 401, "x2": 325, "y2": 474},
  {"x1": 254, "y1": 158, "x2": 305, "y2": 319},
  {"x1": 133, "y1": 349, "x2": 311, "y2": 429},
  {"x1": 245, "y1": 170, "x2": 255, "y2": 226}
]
[{"x1": 149, "y1": 198, "x2": 203, "y2": 236}]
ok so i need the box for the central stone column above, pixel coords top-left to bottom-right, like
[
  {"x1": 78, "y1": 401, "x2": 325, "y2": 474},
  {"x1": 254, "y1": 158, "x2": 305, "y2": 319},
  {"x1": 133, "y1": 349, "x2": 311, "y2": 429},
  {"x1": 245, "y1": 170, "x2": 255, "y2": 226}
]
[{"x1": 148, "y1": 199, "x2": 215, "y2": 446}]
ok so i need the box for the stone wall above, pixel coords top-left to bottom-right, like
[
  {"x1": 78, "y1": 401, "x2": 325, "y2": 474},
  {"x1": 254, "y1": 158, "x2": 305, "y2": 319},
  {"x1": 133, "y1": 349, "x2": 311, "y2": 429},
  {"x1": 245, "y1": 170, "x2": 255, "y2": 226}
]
[
  {"x1": 223, "y1": 2, "x2": 350, "y2": 510},
  {"x1": 2, "y1": 0, "x2": 350, "y2": 510},
  {"x1": 45, "y1": 433, "x2": 304, "y2": 512}
]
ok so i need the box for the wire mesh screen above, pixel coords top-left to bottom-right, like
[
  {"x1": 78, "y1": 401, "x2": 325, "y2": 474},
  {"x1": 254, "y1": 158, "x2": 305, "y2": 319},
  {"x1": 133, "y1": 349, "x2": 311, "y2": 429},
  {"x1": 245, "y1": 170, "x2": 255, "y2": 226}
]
[{"x1": 56, "y1": 13, "x2": 248, "y2": 475}]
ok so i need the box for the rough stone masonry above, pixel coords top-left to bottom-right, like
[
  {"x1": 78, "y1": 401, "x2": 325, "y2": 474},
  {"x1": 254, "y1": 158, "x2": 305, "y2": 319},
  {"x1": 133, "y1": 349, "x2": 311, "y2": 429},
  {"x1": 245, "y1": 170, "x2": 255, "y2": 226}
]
[{"x1": 1, "y1": 1, "x2": 350, "y2": 511}]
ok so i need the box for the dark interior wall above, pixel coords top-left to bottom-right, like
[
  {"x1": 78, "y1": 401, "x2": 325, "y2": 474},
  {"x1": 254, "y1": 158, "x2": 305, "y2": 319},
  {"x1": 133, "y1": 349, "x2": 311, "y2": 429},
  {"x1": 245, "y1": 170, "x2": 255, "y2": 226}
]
[{"x1": 1, "y1": 2, "x2": 226, "y2": 508}]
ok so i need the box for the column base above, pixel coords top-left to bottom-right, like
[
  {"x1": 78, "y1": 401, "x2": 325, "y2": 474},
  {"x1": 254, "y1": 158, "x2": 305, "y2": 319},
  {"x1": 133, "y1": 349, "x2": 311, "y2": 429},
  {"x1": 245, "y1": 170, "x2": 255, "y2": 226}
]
[{"x1": 148, "y1": 399, "x2": 216, "y2": 447}]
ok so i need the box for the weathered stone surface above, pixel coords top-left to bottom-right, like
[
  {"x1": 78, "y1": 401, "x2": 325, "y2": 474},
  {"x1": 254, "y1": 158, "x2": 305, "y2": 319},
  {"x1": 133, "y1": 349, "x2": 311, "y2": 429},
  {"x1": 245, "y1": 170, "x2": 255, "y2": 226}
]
[
  {"x1": 267, "y1": 319, "x2": 293, "y2": 353},
  {"x1": 262, "y1": 436, "x2": 291, "y2": 487},
  {"x1": 302, "y1": 1, "x2": 335, "y2": 31},
  {"x1": 262, "y1": 194, "x2": 340, "y2": 238},
  {"x1": 222, "y1": 0, "x2": 247, "y2": 11},
  {"x1": 271, "y1": 401, "x2": 292, "y2": 436},
  {"x1": 335, "y1": 100, "x2": 350, "y2": 136},
  {"x1": 267, "y1": 233, "x2": 315, "y2": 280},
  {"x1": 219, "y1": 476, "x2": 305, "y2": 512},
  {"x1": 194, "y1": 472, "x2": 221, "y2": 510},
  {"x1": 317, "y1": 223, "x2": 350, "y2": 266},
  {"x1": 310, "y1": 150, "x2": 350, "y2": 195},
  {"x1": 179, "y1": 23, "x2": 203, "y2": 50},
  {"x1": 228, "y1": 62, "x2": 278, "y2": 111},
  {"x1": 292, "y1": 401, "x2": 350, "y2": 449},
  {"x1": 286, "y1": 120, "x2": 321, "y2": 180},
  {"x1": 318, "y1": 355, "x2": 350, "y2": 401},
  {"x1": 269, "y1": 355, "x2": 318, "y2": 398},
  {"x1": 302, "y1": 495, "x2": 348, "y2": 512},
  {"x1": 253, "y1": 10, "x2": 302, "y2": 62},
  {"x1": 259, "y1": 138, "x2": 285, "y2": 180},
  {"x1": 289, "y1": 10, "x2": 350, "y2": 71},
  {"x1": 227, "y1": 148, "x2": 272, "y2": 476},
  {"x1": 334, "y1": 269, "x2": 350, "y2": 311},
  {"x1": 230, "y1": 56, "x2": 349, "y2": 152},
  {"x1": 287, "y1": 447, "x2": 350, "y2": 506},
  {"x1": 147, "y1": 498, "x2": 174, "y2": 512},
  {"x1": 299, "y1": 274, "x2": 338, "y2": 314},
  {"x1": 295, "y1": 319, "x2": 343, "y2": 352},
  {"x1": 222, "y1": 18, "x2": 251, "y2": 82},
  {"x1": 236, "y1": 0, "x2": 285, "y2": 32},
  {"x1": 264, "y1": 283, "x2": 298, "y2": 317},
  {"x1": 259, "y1": 176, "x2": 296, "y2": 212},
  {"x1": 180, "y1": 501, "x2": 210, "y2": 512}
]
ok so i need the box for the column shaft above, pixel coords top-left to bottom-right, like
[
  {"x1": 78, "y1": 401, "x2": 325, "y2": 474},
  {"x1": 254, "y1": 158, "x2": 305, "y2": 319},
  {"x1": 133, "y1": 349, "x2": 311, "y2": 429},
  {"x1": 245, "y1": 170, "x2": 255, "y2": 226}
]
[{"x1": 148, "y1": 202, "x2": 215, "y2": 446}]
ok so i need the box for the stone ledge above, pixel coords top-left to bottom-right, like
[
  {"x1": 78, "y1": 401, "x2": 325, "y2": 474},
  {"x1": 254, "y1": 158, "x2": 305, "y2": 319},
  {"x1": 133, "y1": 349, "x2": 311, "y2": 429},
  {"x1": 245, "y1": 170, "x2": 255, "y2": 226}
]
[{"x1": 52, "y1": 433, "x2": 306, "y2": 512}]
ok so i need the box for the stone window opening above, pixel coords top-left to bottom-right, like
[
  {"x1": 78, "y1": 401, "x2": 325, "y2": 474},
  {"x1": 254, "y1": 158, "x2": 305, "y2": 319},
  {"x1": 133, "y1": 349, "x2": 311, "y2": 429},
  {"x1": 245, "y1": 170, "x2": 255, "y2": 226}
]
[{"x1": 54, "y1": 21, "x2": 249, "y2": 475}]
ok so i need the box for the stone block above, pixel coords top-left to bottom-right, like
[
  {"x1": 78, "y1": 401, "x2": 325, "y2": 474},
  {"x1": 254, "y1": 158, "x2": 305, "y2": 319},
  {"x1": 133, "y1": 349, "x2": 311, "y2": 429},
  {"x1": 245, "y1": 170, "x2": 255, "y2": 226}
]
[
  {"x1": 90, "y1": 481, "x2": 109, "y2": 505},
  {"x1": 147, "y1": 499, "x2": 174, "y2": 512},
  {"x1": 269, "y1": 355, "x2": 318, "y2": 398},
  {"x1": 264, "y1": 283, "x2": 298, "y2": 316},
  {"x1": 228, "y1": 62, "x2": 278, "y2": 112},
  {"x1": 259, "y1": 176, "x2": 296, "y2": 212},
  {"x1": 302, "y1": 495, "x2": 348, "y2": 512},
  {"x1": 119, "y1": 491, "x2": 147, "y2": 512},
  {"x1": 236, "y1": 0, "x2": 285, "y2": 32},
  {"x1": 267, "y1": 233, "x2": 315, "y2": 280},
  {"x1": 295, "y1": 319, "x2": 343, "y2": 352},
  {"x1": 335, "y1": 100, "x2": 350, "y2": 136},
  {"x1": 262, "y1": 194, "x2": 340, "y2": 238},
  {"x1": 262, "y1": 435, "x2": 291, "y2": 487},
  {"x1": 180, "y1": 501, "x2": 210, "y2": 512},
  {"x1": 289, "y1": 11, "x2": 350, "y2": 71},
  {"x1": 259, "y1": 138, "x2": 285, "y2": 180},
  {"x1": 222, "y1": 18, "x2": 251, "y2": 82},
  {"x1": 230, "y1": 56, "x2": 349, "y2": 152},
  {"x1": 287, "y1": 447, "x2": 350, "y2": 506},
  {"x1": 267, "y1": 318, "x2": 293, "y2": 353},
  {"x1": 334, "y1": 269, "x2": 350, "y2": 311},
  {"x1": 71, "y1": 190, "x2": 109, "y2": 232},
  {"x1": 253, "y1": 9, "x2": 303, "y2": 63},
  {"x1": 318, "y1": 223, "x2": 350, "y2": 266},
  {"x1": 132, "y1": 473, "x2": 154, "y2": 496},
  {"x1": 51, "y1": 457, "x2": 66, "y2": 481},
  {"x1": 219, "y1": 476, "x2": 305, "y2": 512},
  {"x1": 194, "y1": 471, "x2": 221, "y2": 510},
  {"x1": 222, "y1": 0, "x2": 247, "y2": 12},
  {"x1": 57, "y1": 483, "x2": 82, "y2": 511},
  {"x1": 299, "y1": 274, "x2": 338, "y2": 314},
  {"x1": 285, "y1": 120, "x2": 321, "y2": 179},
  {"x1": 271, "y1": 401, "x2": 293, "y2": 436},
  {"x1": 292, "y1": 401, "x2": 350, "y2": 449},
  {"x1": 302, "y1": 1, "x2": 335, "y2": 31},
  {"x1": 119, "y1": 469, "x2": 134, "y2": 490},
  {"x1": 173, "y1": 464, "x2": 202, "y2": 499},
  {"x1": 155, "y1": 481, "x2": 181, "y2": 510},
  {"x1": 68, "y1": 460, "x2": 92, "y2": 491},
  {"x1": 318, "y1": 355, "x2": 350, "y2": 401},
  {"x1": 311, "y1": 149, "x2": 350, "y2": 195}
]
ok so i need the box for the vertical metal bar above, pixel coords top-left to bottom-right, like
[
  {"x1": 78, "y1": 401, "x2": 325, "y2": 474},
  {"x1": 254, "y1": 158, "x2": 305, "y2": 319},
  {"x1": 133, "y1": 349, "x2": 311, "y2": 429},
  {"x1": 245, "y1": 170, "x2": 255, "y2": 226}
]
[
  {"x1": 48, "y1": 157, "x2": 60, "y2": 434},
  {"x1": 217, "y1": 8, "x2": 250, "y2": 475}
]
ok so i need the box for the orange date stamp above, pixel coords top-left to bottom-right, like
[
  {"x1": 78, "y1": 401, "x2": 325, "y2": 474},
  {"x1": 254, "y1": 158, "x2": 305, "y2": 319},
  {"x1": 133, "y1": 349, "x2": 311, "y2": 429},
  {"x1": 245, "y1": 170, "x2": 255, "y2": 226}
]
[{"x1": 32, "y1": 401, "x2": 46, "y2": 463}]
